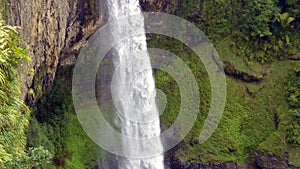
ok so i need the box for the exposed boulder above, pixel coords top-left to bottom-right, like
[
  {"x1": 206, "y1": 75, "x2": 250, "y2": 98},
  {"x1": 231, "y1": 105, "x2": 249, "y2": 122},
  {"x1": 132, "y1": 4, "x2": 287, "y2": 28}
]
[{"x1": 255, "y1": 151, "x2": 300, "y2": 169}]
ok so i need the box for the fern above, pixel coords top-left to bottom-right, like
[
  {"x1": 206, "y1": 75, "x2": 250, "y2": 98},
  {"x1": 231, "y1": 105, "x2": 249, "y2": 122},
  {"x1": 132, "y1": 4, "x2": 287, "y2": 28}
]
[{"x1": 0, "y1": 14, "x2": 52, "y2": 168}]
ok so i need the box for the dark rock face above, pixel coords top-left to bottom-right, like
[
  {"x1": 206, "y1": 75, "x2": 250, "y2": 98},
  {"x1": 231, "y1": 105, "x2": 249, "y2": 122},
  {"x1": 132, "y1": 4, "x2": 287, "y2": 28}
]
[
  {"x1": 164, "y1": 146, "x2": 240, "y2": 169},
  {"x1": 140, "y1": 0, "x2": 172, "y2": 12},
  {"x1": 168, "y1": 151, "x2": 300, "y2": 169},
  {"x1": 170, "y1": 155, "x2": 238, "y2": 169},
  {"x1": 8, "y1": 0, "x2": 172, "y2": 105},
  {"x1": 8, "y1": 0, "x2": 106, "y2": 104},
  {"x1": 223, "y1": 61, "x2": 264, "y2": 83},
  {"x1": 8, "y1": 0, "x2": 173, "y2": 104},
  {"x1": 255, "y1": 152, "x2": 300, "y2": 169}
]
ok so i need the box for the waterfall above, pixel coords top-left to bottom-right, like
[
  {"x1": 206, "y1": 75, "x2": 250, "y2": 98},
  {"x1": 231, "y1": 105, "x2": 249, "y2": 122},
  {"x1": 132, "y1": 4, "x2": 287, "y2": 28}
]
[{"x1": 106, "y1": 0, "x2": 164, "y2": 169}]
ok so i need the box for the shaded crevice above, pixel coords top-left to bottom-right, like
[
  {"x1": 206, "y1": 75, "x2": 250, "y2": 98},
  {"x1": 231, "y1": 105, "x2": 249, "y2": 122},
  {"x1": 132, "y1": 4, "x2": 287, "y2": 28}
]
[{"x1": 223, "y1": 61, "x2": 264, "y2": 83}]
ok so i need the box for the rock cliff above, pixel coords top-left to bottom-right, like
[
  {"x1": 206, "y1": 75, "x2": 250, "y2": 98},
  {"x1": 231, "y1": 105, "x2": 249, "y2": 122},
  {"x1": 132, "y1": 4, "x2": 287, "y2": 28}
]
[
  {"x1": 8, "y1": 0, "x2": 106, "y2": 104},
  {"x1": 8, "y1": 0, "x2": 173, "y2": 105}
]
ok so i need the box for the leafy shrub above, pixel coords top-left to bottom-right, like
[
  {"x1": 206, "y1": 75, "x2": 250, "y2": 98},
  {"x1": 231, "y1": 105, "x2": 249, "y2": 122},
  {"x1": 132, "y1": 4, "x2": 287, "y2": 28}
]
[
  {"x1": 240, "y1": 0, "x2": 279, "y2": 38},
  {"x1": 0, "y1": 15, "x2": 30, "y2": 165},
  {"x1": 0, "y1": 15, "x2": 52, "y2": 168},
  {"x1": 5, "y1": 146, "x2": 52, "y2": 169},
  {"x1": 287, "y1": 64, "x2": 300, "y2": 109},
  {"x1": 29, "y1": 66, "x2": 101, "y2": 168},
  {"x1": 30, "y1": 79, "x2": 72, "y2": 167},
  {"x1": 286, "y1": 64, "x2": 300, "y2": 145}
]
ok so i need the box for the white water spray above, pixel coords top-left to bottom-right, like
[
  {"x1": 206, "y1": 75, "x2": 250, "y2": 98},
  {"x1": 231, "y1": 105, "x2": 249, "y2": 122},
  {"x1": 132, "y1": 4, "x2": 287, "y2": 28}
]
[{"x1": 106, "y1": 0, "x2": 164, "y2": 169}]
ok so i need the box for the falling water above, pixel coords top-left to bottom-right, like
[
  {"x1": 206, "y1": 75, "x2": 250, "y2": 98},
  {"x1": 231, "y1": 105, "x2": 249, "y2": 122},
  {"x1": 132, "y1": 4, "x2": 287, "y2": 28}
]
[{"x1": 106, "y1": 0, "x2": 164, "y2": 169}]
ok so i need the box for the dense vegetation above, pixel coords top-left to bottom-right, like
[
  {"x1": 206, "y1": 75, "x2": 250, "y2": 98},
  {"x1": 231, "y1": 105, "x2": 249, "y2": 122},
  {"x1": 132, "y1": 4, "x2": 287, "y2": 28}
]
[
  {"x1": 286, "y1": 64, "x2": 300, "y2": 145},
  {"x1": 27, "y1": 67, "x2": 102, "y2": 168},
  {"x1": 0, "y1": 0, "x2": 299, "y2": 168},
  {"x1": 0, "y1": 15, "x2": 52, "y2": 168},
  {"x1": 149, "y1": 0, "x2": 300, "y2": 166},
  {"x1": 176, "y1": 0, "x2": 299, "y2": 63}
]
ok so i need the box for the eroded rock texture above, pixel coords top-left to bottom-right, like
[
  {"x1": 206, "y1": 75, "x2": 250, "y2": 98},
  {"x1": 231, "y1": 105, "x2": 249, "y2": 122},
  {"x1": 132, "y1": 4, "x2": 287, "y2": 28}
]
[{"x1": 8, "y1": 0, "x2": 106, "y2": 104}]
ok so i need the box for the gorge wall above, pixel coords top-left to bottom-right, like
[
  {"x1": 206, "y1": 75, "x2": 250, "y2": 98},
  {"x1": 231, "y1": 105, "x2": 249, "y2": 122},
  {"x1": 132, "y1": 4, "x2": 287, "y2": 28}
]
[
  {"x1": 8, "y1": 0, "x2": 106, "y2": 104},
  {"x1": 8, "y1": 0, "x2": 171, "y2": 105}
]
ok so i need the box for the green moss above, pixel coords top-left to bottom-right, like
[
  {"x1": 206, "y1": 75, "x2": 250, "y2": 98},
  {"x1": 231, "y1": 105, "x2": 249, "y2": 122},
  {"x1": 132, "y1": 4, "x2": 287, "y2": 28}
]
[
  {"x1": 289, "y1": 147, "x2": 300, "y2": 166},
  {"x1": 258, "y1": 132, "x2": 287, "y2": 156},
  {"x1": 36, "y1": 84, "x2": 43, "y2": 97},
  {"x1": 29, "y1": 66, "x2": 103, "y2": 168},
  {"x1": 148, "y1": 33, "x2": 300, "y2": 165},
  {"x1": 64, "y1": 113, "x2": 104, "y2": 169},
  {"x1": 31, "y1": 66, "x2": 47, "y2": 99}
]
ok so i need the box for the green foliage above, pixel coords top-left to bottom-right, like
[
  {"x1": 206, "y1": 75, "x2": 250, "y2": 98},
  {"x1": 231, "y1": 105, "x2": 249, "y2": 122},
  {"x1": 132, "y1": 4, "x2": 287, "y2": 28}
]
[
  {"x1": 172, "y1": 0, "x2": 299, "y2": 63},
  {"x1": 148, "y1": 30, "x2": 300, "y2": 165},
  {"x1": 0, "y1": 0, "x2": 8, "y2": 21},
  {"x1": 30, "y1": 79, "x2": 72, "y2": 167},
  {"x1": 26, "y1": 117, "x2": 55, "y2": 157},
  {"x1": 232, "y1": 0, "x2": 286, "y2": 63},
  {"x1": 0, "y1": 0, "x2": 297, "y2": 167},
  {"x1": 148, "y1": 36, "x2": 276, "y2": 163},
  {"x1": 28, "y1": 67, "x2": 101, "y2": 168},
  {"x1": 198, "y1": 0, "x2": 234, "y2": 39},
  {"x1": 5, "y1": 146, "x2": 52, "y2": 169},
  {"x1": 284, "y1": 0, "x2": 300, "y2": 26},
  {"x1": 286, "y1": 121, "x2": 300, "y2": 145},
  {"x1": 0, "y1": 16, "x2": 29, "y2": 165},
  {"x1": 0, "y1": 18, "x2": 29, "y2": 86},
  {"x1": 64, "y1": 113, "x2": 103, "y2": 169},
  {"x1": 287, "y1": 64, "x2": 300, "y2": 109},
  {"x1": 258, "y1": 131, "x2": 287, "y2": 156},
  {"x1": 240, "y1": 0, "x2": 279, "y2": 38},
  {"x1": 0, "y1": 16, "x2": 52, "y2": 168},
  {"x1": 285, "y1": 64, "x2": 300, "y2": 145},
  {"x1": 235, "y1": 0, "x2": 300, "y2": 63},
  {"x1": 278, "y1": 12, "x2": 295, "y2": 29},
  {"x1": 174, "y1": 0, "x2": 200, "y2": 19},
  {"x1": 174, "y1": 0, "x2": 234, "y2": 40},
  {"x1": 292, "y1": 109, "x2": 300, "y2": 124}
]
